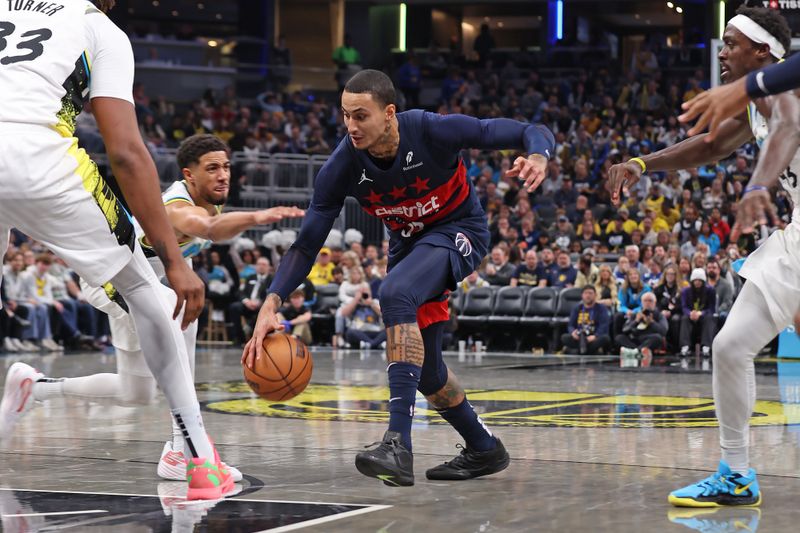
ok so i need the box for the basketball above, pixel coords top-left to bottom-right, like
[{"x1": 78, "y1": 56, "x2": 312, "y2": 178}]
[{"x1": 242, "y1": 332, "x2": 313, "y2": 401}]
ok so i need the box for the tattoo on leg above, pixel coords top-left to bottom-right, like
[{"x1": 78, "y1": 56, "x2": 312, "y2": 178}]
[
  {"x1": 386, "y1": 323, "x2": 425, "y2": 366},
  {"x1": 425, "y1": 370, "x2": 466, "y2": 410}
]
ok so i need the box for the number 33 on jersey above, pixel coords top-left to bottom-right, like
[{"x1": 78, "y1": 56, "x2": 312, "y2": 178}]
[{"x1": 0, "y1": 1, "x2": 135, "y2": 137}]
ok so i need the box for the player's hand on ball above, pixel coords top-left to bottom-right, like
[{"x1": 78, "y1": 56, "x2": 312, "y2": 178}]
[
  {"x1": 738, "y1": 188, "x2": 774, "y2": 229},
  {"x1": 607, "y1": 162, "x2": 642, "y2": 206},
  {"x1": 165, "y1": 262, "x2": 205, "y2": 330},
  {"x1": 679, "y1": 78, "x2": 749, "y2": 142},
  {"x1": 242, "y1": 295, "x2": 285, "y2": 370},
  {"x1": 506, "y1": 154, "x2": 547, "y2": 193},
  {"x1": 254, "y1": 206, "x2": 306, "y2": 225}
]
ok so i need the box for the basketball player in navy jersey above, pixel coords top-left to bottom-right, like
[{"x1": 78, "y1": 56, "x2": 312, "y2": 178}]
[{"x1": 243, "y1": 69, "x2": 554, "y2": 486}]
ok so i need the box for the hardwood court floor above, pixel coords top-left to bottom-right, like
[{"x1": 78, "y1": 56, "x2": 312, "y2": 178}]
[{"x1": 1, "y1": 348, "x2": 799, "y2": 532}]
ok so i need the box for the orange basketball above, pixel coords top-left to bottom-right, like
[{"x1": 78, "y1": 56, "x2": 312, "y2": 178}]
[{"x1": 242, "y1": 332, "x2": 313, "y2": 401}]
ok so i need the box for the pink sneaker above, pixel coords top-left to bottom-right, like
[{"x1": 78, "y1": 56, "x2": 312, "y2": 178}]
[{"x1": 0, "y1": 362, "x2": 43, "y2": 442}]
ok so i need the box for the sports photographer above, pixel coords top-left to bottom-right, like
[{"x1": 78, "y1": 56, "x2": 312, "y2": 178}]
[
  {"x1": 615, "y1": 291, "x2": 668, "y2": 367},
  {"x1": 561, "y1": 285, "x2": 611, "y2": 355}
]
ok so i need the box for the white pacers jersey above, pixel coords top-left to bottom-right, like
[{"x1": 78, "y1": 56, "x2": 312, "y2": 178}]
[
  {"x1": 738, "y1": 102, "x2": 800, "y2": 328},
  {"x1": 748, "y1": 102, "x2": 800, "y2": 222},
  {"x1": 0, "y1": 0, "x2": 133, "y2": 133},
  {"x1": 136, "y1": 180, "x2": 219, "y2": 278}
]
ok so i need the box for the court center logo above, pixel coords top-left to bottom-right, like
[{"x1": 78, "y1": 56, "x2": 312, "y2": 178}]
[
  {"x1": 198, "y1": 383, "x2": 800, "y2": 429},
  {"x1": 455, "y1": 232, "x2": 473, "y2": 257}
]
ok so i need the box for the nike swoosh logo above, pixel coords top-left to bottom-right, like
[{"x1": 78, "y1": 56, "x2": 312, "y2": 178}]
[
  {"x1": 377, "y1": 474, "x2": 398, "y2": 485},
  {"x1": 734, "y1": 482, "x2": 754, "y2": 495},
  {"x1": 389, "y1": 397, "x2": 401, "y2": 402}
]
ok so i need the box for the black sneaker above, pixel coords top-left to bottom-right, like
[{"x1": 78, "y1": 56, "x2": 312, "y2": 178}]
[
  {"x1": 426, "y1": 438, "x2": 510, "y2": 481},
  {"x1": 354, "y1": 431, "x2": 414, "y2": 487}
]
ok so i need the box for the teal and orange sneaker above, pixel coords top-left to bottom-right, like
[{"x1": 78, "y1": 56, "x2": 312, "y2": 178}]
[
  {"x1": 669, "y1": 461, "x2": 761, "y2": 508},
  {"x1": 185, "y1": 448, "x2": 235, "y2": 501}
]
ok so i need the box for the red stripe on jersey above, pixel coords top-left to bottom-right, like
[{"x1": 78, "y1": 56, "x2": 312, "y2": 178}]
[{"x1": 361, "y1": 162, "x2": 469, "y2": 230}]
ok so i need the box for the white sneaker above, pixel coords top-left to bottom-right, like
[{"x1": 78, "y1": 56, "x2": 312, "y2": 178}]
[
  {"x1": 19, "y1": 340, "x2": 39, "y2": 352},
  {"x1": 359, "y1": 341, "x2": 369, "y2": 350},
  {"x1": 41, "y1": 338, "x2": 62, "y2": 352},
  {"x1": 0, "y1": 362, "x2": 43, "y2": 442},
  {"x1": 3, "y1": 337, "x2": 19, "y2": 353},
  {"x1": 9, "y1": 338, "x2": 26, "y2": 351},
  {"x1": 157, "y1": 441, "x2": 243, "y2": 482},
  {"x1": 702, "y1": 346, "x2": 711, "y2": 357}
]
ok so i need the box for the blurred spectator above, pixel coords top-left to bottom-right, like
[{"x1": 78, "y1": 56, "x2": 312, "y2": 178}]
[
  {"x1": 333, "y1": 34, "x2": 362, "y2": 89},
  {"x1": 270, "y1": 35, "x2": 292, "y2": 91},
  {"x1": 594, "y1": 264, "x2": 618, "y2": 310},
  {"x1": 548, "y1": 250, "x2": 577, "y2": 289},
  {"x1": 709, "y1": 207, "x2": 731, "y2": 244},
  {"x1": 340, "y1": 281, "x2": 386, "y2": 349},
  {"x1": 575, "y1": 251, "x2": 599, "y2": 288},
  {"x1": 706, "y1": 259, "x2": 733, "y2": 318},
  {"x1": 680, "y1": 229, "x2": 700, "y2": 259},
  {"x1": 396, "y1": 54, "x2": 421, "y2": 108},
  {"x1": 228, "y1": 257, "x2": 272, "y2": 345},
  {"x1": 617, "y1": 269, "x2": 652, "y2": 332},
  {"x1": 483, "y1": 246, "x2": 514, "y2": 286},
  {"x1": 459, "y1": 270, "x2": 490, "y2": 292},
  {"x1": 510, "y1": 250, "x2": 546, "y2": 288},
  {"x1": 3, "y1": 252, "x2": 58, "y2": 351},
  {"x1": 679, "y1": 269, "x2": 717, "y2": 358},
  {"x1": 473, "y1": 24, "x2": 496, "y2": 66},
  {"x1": 613, "y1": 256, "x2": 629, "y2": 282},
  {"x1": 624, "y1": 245, "x2": 649, "y2": 277},
  {"x1": 277, "y1": 289, "x2": 312, "y2": 345},
  {"x1": 615, "y1": 291, "x2": 667, "y2": 361},
  {"x1": 206, "y1": 250, "x2": 236, "y2": 311},
  {"x1": 561, "y1": 286, "x2": 611, "y2": 355},
  {"x1": 308, "y1": 247, "x2": 335, "y2": 286}
]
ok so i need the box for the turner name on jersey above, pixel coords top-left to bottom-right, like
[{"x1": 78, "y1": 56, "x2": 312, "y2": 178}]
[{"x1": 6, "y1": 1, "x2": 65, "y2": 17}]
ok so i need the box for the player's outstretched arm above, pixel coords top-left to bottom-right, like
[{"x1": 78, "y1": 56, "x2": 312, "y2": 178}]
[
  {"x1": 93, "y1": 97, "x2": 203, "y2": 329},
  {"x1": 607, "y1": 116, "x2": 752, "y2": 206},
  {"x1": 167, "y1": 203, "x2": 305, "y2": 242},
  {"x1": 423, "y1": 112, "x2": 555, "y2": 192},
  {"x1": 738, "y1": 94, "x2": 800, "y2": 229}
]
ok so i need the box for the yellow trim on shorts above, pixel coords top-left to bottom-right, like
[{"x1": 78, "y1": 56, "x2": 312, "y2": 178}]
[{"x1": 66, "y1": 138, "x2": 121, "y2": 230}]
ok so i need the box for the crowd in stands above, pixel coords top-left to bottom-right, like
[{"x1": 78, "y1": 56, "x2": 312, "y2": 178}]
[{"x1": 2, "y1": 34, "x2": 786, "y2": 362}]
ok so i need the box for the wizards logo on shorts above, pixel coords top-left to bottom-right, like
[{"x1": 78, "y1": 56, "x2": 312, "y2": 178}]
[{"x1": 455, "y1": 232, "x2": 473, "y2": 257}]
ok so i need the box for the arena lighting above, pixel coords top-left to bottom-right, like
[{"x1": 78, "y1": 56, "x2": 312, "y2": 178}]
[
  {"x1": 557, "y1": 0, "x2": 563, "y2": 40},
  {"x1": 399, "y1": 3, "x2": 407, "y2": 52},
  {"x1": 676, "y1": 6, "x2": 683, "y2": 13},
  {"x1": 208, "y1": 40, "x2": 218, "y2": 47},
  {"x1": 719, "y1": 0, "x2": 726, "y2": 39},
  {"x1": 667, "y1": 1, "x2": 674, "y2": 8}
]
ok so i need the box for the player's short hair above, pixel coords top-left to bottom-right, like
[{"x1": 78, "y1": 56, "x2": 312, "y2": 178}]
[
  {"x1": 343, "y1": 69, "x2": 396, "y2": 107},
  {"x1": 735, "y1": 4, "x2": 792, "y2": 55},
  {"x1": 176, "y1": 134, "x2": 230, "y2": 170},
  {"x1": 94, "y1": 1, "x2": 116, "y2": 12}
]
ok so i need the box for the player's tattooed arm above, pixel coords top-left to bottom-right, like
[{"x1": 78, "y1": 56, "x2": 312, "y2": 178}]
[
  {"x1": 425, "y1": 370, "x2": 466, "y2": 410},
  {"x1": 386, "y1": 324, "x2": 425, "y2": 366}
]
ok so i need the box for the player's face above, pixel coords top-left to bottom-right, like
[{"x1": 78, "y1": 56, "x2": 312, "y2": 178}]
[
  {"x1": 186, "y1": 151, "x2": 231, "y2": 206},
  {"x1": 341, "y1": 92, "x2": 394, "y2": 150},
  {"x1": 719, "y1": 26, "x2": 769, "y2": 83}
]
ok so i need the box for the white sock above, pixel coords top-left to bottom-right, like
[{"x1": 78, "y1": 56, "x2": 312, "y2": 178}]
[
  {"x1": 32, "y1": 378, "x2": 64, "y2": 402},
  {"x1": 722, "y1": 446, "x2": 750, "y2": 476},
  {"x1": 110, "y1": 249, "x2": 213, "y2": 460},
  {"x1": 171, "y1": 405, "x2": 213, "y2": 459}
]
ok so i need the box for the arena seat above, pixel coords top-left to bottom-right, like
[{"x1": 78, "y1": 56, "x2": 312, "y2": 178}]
[{"x1": 457, "y1": 287, "x2": 495, "y2": 332}]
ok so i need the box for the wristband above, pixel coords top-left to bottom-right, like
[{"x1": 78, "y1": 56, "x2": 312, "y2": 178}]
[
  {"x1": 746, "y1": 71, "x2": 768, "y2": 99},
  {"x1": 743, "y1": 184, "x2": 768, "y2": 195},
  {"x1": 281, "y1": 320, "x2": 293, "y2": 331},
  {"x1": 629, "y1": 157, "x2": 646, "y2": 172}
]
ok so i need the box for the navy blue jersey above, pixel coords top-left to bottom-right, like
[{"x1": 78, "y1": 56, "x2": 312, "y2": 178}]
[{"x1": 270, "y1": 110, "x2": 555, "y2": 299}]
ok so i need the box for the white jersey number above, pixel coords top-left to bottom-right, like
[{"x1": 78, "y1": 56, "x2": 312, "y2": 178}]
[
  {"x1": 0, "y1": 21, "x2": 51, "y2": 65},
  {"x1": 780, "y1": 166, "x2": 798, "y2": 189}
]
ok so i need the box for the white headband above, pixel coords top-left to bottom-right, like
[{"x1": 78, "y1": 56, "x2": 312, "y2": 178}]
[{"x1": 728, "y1": 14, "x2": 786, "y2": 59}]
